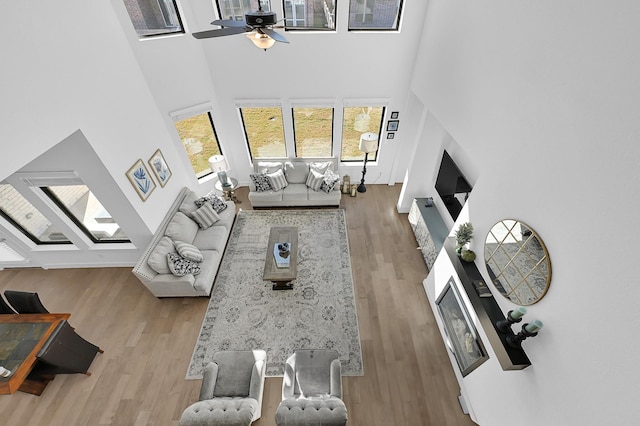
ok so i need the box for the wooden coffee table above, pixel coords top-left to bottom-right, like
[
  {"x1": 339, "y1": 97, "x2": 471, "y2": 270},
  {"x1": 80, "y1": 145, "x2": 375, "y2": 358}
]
[{"x1": 263, "y1": 226, "x2": 298, "y2": 290}]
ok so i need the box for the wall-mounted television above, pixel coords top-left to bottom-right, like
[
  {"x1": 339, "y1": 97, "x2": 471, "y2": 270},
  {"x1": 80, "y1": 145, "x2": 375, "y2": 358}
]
[{"x1": 435, "y1": 150, "x2": 472, "y2": 221}]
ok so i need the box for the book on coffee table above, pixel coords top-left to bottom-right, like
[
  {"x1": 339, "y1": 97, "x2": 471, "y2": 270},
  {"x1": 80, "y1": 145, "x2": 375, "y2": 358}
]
[{"x1": 273, "y1": 244, "x2": 291, "y2": 268}]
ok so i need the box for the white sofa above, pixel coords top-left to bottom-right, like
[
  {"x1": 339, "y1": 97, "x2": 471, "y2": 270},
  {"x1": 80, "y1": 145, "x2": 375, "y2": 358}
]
[
  {"x1": 132, "y1": 187, "x2": 235, "y2": 298},
  {"x1": 248, "y1": 157, "x2": 342, "y2": 208}
]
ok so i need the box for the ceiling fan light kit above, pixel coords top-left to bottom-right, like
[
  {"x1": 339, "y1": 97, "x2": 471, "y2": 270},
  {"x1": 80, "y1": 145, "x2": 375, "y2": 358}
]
[{"x1": 192, "y1": 6, "x2": 288, "y2": 51}]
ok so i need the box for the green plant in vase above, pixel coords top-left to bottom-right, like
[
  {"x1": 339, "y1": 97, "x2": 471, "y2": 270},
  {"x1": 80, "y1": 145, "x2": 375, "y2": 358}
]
[{"x1": 455, "y1": 222, "x2": 474, "y2": 254}]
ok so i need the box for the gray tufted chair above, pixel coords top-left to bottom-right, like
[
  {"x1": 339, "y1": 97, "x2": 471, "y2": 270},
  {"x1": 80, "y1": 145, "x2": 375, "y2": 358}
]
[
  {"x1": 275, "y1": 349, "x2": 348, "y2": 426},
  {"x1": 179, "y1": 350, "x2": 266, "y2": 426}
]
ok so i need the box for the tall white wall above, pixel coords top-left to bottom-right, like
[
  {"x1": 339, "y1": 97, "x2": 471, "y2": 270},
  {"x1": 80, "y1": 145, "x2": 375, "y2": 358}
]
[{"x1": 404, "y1": 1, "x2": 640, "y2": 424}]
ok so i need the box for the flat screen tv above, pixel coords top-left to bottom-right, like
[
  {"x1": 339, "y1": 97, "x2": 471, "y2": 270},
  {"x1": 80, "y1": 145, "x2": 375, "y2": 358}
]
[{"x1": 435, "y1": 150, "x2": 472, "y2": 221}]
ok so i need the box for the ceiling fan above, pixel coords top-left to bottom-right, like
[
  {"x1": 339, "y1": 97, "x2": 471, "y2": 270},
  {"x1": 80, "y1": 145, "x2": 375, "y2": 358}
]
[{"x1": 192, "y1": 5, "x2": 289, "y2": 51}]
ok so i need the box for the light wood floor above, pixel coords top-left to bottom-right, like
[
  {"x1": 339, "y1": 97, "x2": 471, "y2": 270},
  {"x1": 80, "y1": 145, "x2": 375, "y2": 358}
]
[{"x1": 0, "y1": 184, "x2": 475, "y2": 426}]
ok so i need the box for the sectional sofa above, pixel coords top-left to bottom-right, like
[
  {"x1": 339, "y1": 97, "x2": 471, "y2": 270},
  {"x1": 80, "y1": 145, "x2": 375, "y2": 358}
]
[
  {"x1": 247, "y1": 157, "x2": 342, "y2": 208},
  {"x1": 132, "y1": 187, "x2": 235, "y2": 298}
]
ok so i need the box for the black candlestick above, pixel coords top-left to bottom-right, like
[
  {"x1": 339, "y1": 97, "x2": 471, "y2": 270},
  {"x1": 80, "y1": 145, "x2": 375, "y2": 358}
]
[
  {"x1": 506, "y1": 323, "x2": 539, "y2": 348},
  {"x1": 357, "y1": 152, "x2": 370, "y2": 193},
  {"x1": 495, "y1": 310, "x2": 523, "y2": 333}
]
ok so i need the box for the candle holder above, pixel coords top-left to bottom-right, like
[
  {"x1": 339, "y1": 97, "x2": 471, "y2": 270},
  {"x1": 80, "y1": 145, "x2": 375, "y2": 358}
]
[
  {"x1": 506, "y1": 323, "x2": 539, "y2": 348},
  {"x1": 495, "y1": 310, "x2": 523, "y2": 333}
]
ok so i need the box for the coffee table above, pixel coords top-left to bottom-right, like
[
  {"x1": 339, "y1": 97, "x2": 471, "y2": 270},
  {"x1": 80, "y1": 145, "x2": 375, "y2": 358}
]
[{"x1": 263, "y1": 226, "x2": 298, "y2": 290}]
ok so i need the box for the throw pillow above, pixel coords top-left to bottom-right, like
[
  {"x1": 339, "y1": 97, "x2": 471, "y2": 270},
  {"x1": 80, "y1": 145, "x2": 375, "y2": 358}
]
[
  {"x1": 267, "y1": 168, "x2": 288, "y2": 191},
  {"x1": 194, "y1": 193, "x2": 228, "y2": 214},
  {"x1": 250, "y1": 173, "x2": 273, "y2": 192},
  {"x1": 165, "y1": 212, "x2": 199, "y2": 244},
  {"x1": 320, "y1": 169, "x2": 340, "y2": 194},
  {"x1": 310, "y1": 161, "x2": 333, "y2": 175},
  {"x1": 305, "y1": 168, "x2": 324, "y2": 192},
  {"x1": 189, "y1": 203, "x2": 220, "y2": 229},
  {"x1": 147, "y1": 236, "x2": 176, "y2": 274},
  {"x1": 167, "y1": 253, "x2": 201, "y2": 277},
  {"x1": 256, "y1": 161, "x2": 283, "y2": 174},
  {"x1": 174, "y1": 240, "x2": 204, "y2": 262},
  {"x1": 284, "y1": 161, "x2": 309, "y2": 184}
]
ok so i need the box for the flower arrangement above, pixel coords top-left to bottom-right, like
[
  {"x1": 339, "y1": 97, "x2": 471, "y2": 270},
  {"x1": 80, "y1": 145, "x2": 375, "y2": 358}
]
[{"x1": 455, "y1": 222, "x2": 474, "y2": 253}]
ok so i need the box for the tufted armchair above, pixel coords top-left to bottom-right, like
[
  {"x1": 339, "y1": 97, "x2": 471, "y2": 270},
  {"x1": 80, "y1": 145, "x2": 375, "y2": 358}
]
[
  {"x1": 275, "y1": 349, "x2": 348, "y2": 426},
  {"x1": 179, "y1": 350, "x2": 266, "y2": 426}
]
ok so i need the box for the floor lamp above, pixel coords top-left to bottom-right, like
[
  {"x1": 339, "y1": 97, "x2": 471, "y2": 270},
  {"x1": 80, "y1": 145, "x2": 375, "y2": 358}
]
[
  {"x1": 357, "y1": 132, "x2": 378, "y2": 193},
  {"x1": 208, "y1": 155, "x2": 230, "y2": 187}
]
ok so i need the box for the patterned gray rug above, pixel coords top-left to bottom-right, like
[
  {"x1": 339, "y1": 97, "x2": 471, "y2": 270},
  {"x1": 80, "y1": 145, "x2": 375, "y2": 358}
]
[{"x1": 186, "y1": 209, "x2": 363, "y2": 378}]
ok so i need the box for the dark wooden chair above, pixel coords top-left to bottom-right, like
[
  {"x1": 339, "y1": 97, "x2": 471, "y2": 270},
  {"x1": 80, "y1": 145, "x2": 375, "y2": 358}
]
[
  {"x1": 4, "y1": 290, "x2": 50, "y2": 314},
  {"x1": 28, "y1": 320, "x2": 103, "y2": 378},
  {"x1": 0, "y1": 295, "x2": 17, "y2": 314}
]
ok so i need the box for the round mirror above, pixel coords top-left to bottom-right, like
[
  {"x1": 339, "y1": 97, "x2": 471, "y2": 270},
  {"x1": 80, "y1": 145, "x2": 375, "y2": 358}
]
[{"x1": 484, "y1": 220, "x2": 551, "y2": 305}]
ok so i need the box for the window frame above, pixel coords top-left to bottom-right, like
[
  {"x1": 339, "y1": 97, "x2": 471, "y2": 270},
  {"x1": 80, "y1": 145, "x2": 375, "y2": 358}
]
[
  {"x1": 0, "y1": 208, "x2": 71, "y2": 245},
  {"x1": 124, "y1": 0, "x2": 186, "y2": 39},
  {"x1": 340, "y1": 104, "x2": 386, "y2": 163},
  {"x1": 238, "y1": 104, "x2": 287, "y2": 161},
  {"x1": 282, "y1": 0, "x2": 337, "y2": 31},
  {"x1": 347, "y1": 0, "x2": 404, "y2": 31},
  {"x1": 216, "y1": 0, "x2": 271, "y2": 21},
  {"x1": 291, "y1": 106, "x2": 335, "y2": 158}
]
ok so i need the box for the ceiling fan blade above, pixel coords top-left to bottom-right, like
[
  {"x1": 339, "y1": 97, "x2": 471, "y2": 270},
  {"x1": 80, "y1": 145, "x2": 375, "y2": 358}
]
[
  {"x1": 262, "y1": 28, "x2": 289, "y2": 43},
  {"x1": 192, "y1": 27, "x2": 250, "y2": 39},
  {"x1": 210, "y1": 19, "x2": 248, "y2": 28}
]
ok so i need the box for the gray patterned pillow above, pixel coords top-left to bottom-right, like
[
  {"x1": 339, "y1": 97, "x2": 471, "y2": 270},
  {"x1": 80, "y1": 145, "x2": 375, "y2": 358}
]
[
  {"x1": 306, "y1": 169, "x2": 324, "y2": 191},
  {"x1": 174, "y1": 240, "x2": 204, "y2": 262},
  {"x1": 250, "y1": 173, "x2": 273, "y2": 192},
  {"x1": 189, "y1": 203, "x2": 220, "y2": 229},
  {"x1": 167, "y1": 253, "x2": 201, "y2": 276},
  {"x1": 320, "y1": 169, "x2": 340, "y2": 194},
  {"x1": 194, "y1": 193, "x2": 228, "y2": 213}
]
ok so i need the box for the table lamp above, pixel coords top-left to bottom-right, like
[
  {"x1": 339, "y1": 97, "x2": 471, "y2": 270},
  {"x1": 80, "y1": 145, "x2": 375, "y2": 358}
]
[
  {"x1": 209, "y1": 155, "x2": 230, "y2": 187},
  {"x1": 357, "y1": 132, "x2": 378, "y2": 193}
]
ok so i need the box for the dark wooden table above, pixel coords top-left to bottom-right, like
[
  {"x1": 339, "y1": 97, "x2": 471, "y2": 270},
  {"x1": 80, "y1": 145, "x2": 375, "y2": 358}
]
[
  {"x1": 0, "y1": 313, "x2": 70, "y2": 395},
  {"x1": 263, "y1": 226, "x2": 298, "y2": 290}
]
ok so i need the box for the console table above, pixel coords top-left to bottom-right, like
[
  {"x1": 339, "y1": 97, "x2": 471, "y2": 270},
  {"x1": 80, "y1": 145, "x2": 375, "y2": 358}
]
[{"x1": 408, "y1": 198, "x2": 449, "y2": 270}]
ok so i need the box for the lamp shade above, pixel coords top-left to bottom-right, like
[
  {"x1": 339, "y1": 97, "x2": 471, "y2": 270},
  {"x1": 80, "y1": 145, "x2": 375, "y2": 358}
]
[
  {"x1": 208, "y1": 155, "x2": 228, "y2": 173},
  {"x1": 246, "y1": 31, "x2": 276, "y2": 50},
  {"x1": 359, "y1": 132, "x2": 378, "y2": 153}
]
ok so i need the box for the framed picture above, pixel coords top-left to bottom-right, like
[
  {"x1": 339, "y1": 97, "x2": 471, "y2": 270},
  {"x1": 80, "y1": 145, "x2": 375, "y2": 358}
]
[
  {"x1": 126, "y1": 159, "x2": 156, "y2": 201},
  {"x1": 387, "y1": 120, "x2": 399, "y2": 131},
  {"x1": 390, "y1": 111, "x2": 399, "y2": 119},
  {"x1": 436, "y1": 276, "x2": 489, "y2": 377},
  {"x1": 387, "y1": 132, "x2": 395, "y2": 140},
  {"x1": 148, "y1": 149, "x2": 172, "y2": 188}
]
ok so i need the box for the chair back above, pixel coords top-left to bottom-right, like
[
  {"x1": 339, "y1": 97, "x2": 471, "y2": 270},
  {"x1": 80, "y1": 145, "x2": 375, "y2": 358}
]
[
  {"x1": 4, "y1": 290, "x2": 50, "y2": 314},
  {"x1": 0, "y1": 295, "x2": 17, "y2": 314}
]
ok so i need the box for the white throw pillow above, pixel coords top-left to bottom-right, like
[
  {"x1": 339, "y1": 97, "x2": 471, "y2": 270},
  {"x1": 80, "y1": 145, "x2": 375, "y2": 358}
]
[
  {"x1": 310, "y1": 161, "x2": 333, "y2": 174},
  {"x1": 147, "y1": 236, "x2": 176, "y2": 274},
  {"x1": 267, "y1": 168, "x2": 288, "y2": 191},
  {"x1": 305, "y1": 169, "x2": 324, "y2": 192}
]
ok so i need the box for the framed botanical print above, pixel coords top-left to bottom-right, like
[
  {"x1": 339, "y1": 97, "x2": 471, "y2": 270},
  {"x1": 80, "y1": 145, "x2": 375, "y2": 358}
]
[
  {"x1": 126, "y1": 159, "x2": 156, "y2": 201},
  {"x1": 148, "y1": 149, "x2": 172, "y2": 187}
]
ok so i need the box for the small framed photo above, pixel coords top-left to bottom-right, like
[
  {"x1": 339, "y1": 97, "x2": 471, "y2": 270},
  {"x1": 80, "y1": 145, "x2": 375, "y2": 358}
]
[
  {"x1": 387, "y1": 120, "x2": 399, "y2": 131},
  {"x1": 126, "y1": 159, "x2": 156, "y2": 201},
  {"x1": 390, "y1": 111, "x2": 399, "y2": 119},
  {"x1": 148, "y1": 149, "x2": 172, "y2": 188},
  {"x1": 387, "y1": 132, "x2": 395, "y2": 139}
]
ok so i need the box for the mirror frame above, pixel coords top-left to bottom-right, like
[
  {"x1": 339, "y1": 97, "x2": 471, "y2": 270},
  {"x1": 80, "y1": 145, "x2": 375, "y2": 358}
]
[{"x1": 484, "y1": 219, "x2": 551, "y2": 305}]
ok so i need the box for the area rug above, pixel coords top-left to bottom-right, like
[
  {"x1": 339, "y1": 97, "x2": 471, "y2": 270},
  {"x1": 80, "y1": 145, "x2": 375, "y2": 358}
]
[{"x1": 186, "y1": 209, "x2": 363, "y2": 378}]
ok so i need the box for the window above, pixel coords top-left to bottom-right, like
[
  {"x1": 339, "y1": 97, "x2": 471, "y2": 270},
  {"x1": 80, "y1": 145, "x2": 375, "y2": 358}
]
[
  {"x1": 292, "y1": 107, "x2": 333, "y2": 157},
  {"x1": 174, "y1": 112, "x2": 223, "y2": 179},
  {"x1": 217, "y1": 0, "x2": 270, "y2": 21},
  {"x1": 240, "y1": 107, "x2": 286, "y2": 159},
  {"x1": 42, "y1": 186, "x2": 130, "y2": 243},
  {"x1": 122, "y1": 0, "x2": 184, "y2": 38},
  {"x1": 0, "y1": 183, "x2": 71, "y2": 244},
  {"x1": 283, "y1": 0, "x2": 336, "y2": 30},
  {"x1": 348, "y1": 0, "x2": 403, "y2": 30},
  {"x1": 341, "y1": 106, "x2": 385, "y2": 161}
]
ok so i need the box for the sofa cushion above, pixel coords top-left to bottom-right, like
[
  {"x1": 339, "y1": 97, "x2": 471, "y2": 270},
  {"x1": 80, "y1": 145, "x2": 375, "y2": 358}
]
[
  {"x1": 310, "y1": 161, "x2": 333, "y2": 174},
  {"x1": 305, "y1": 169, "x2": 324, "y2": 191},
  {"x1": 256, "y1": 161, "x2": 283, "y2": 174},
  {"x1": 167, "y1": 253, "x2": 201, "y2": 277},
  {"x1": 285, "y1": 161, "x2": 310, "y2": 184},
  {"x1": 283, "y1": 184, "x2": 309, "y2": 201},
  {"x1": 189, "y1": 203, "x2": 220, "y2": 229},
  {"x1": 267, "y1": 168, "x2": 288, "y2": 191},
  {"x1": 193, "y1": 225, "x2": 229, "y2": 251},
  {"x1": 250, "y1": 173, "x2": 273, "y2": 192},
  {"x1": 165, "y1": 212, "x2": 199, "y2": 244},
  {"x1": 193, "y1": 250, "x2": 221, "y2": 292},
  {"x1": 174, "y1": 240, "x2": 204, "y2": 262},
  {"x1": 248, "y1": 190, "x2": 283, "y2": 203},
  {"x1": 178, "y1": 190, "x2": 201, "y2": 216},
  {"x1": 147, "y1": 236, "x2": 176, "y2": 274},
  {"x1": 320, "y1": 169, "x2": 340, "y2": 194},
  {"x1": 308, "y1": 187, "x2": 341, "y2": 201}
]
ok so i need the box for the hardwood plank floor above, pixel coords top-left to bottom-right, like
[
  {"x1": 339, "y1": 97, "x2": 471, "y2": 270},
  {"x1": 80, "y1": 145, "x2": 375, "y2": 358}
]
[{"x1": 0, "y1": 184, "x2": 475, "y2": 426}]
